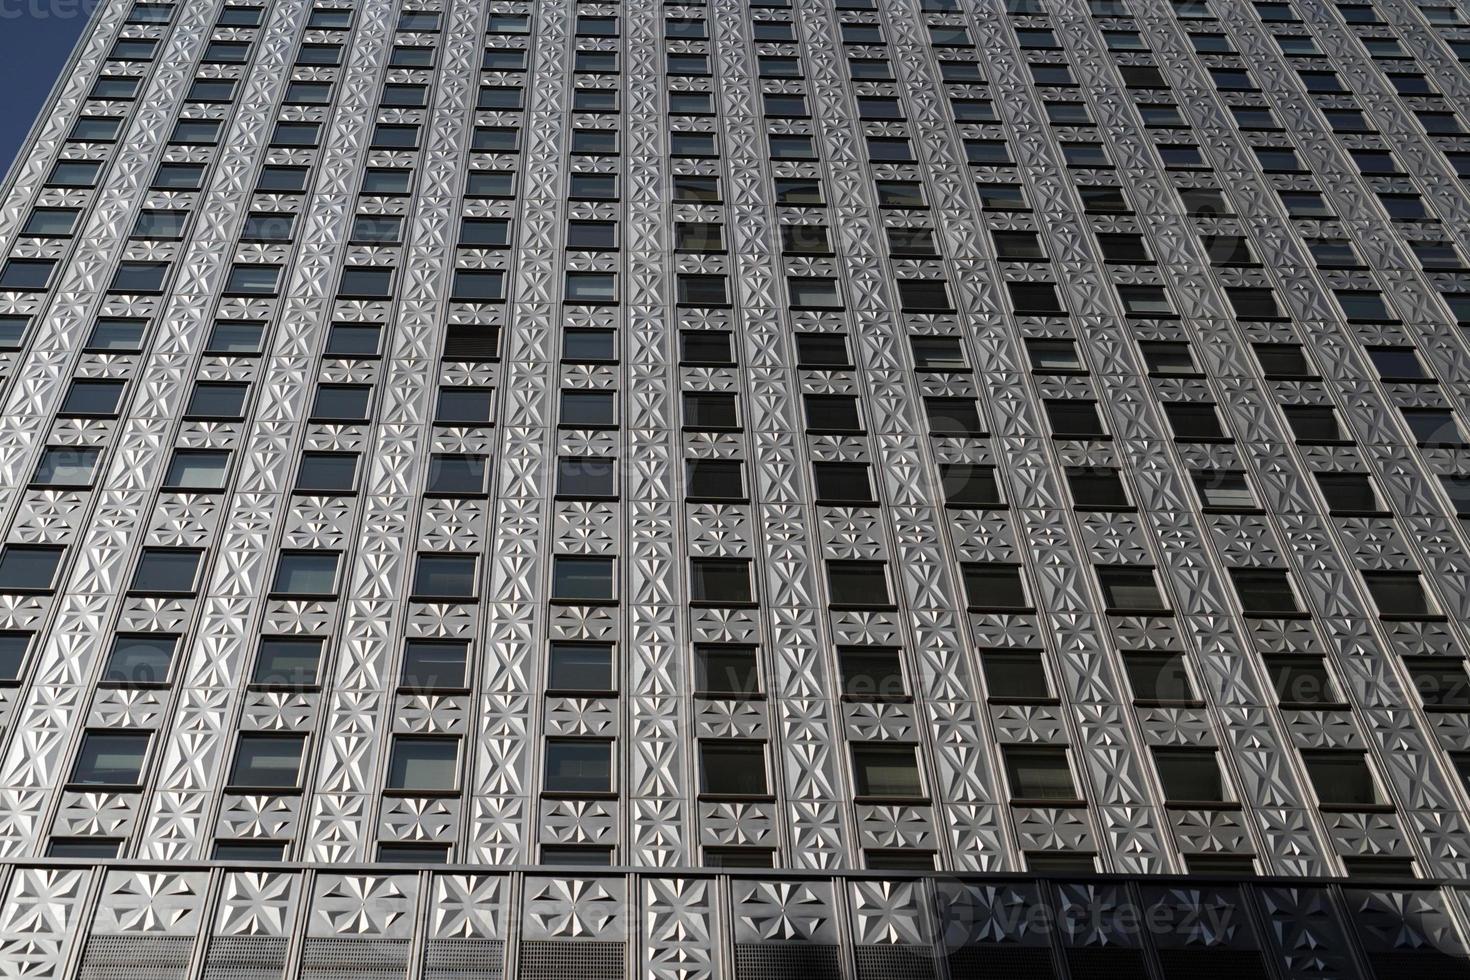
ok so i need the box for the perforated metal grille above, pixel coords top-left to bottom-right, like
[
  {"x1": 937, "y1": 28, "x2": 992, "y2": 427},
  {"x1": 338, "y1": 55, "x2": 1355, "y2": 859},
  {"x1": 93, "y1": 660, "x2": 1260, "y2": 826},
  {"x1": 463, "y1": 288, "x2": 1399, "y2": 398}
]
[
  {"x1": 1367, "y1": 951, "x2": 1470, "y2": 980},
  {"x1": 77, "y1": 934, "x2": 194, "y2": 980},
  {"x1": 1156, "y1": 948, "x2": 1272, "y2": 980},
  {"x1": 734, "y1": 942, "x2": 843, "y2": 980},
  {"x1": 201, "y1": 935, "x2": 289, "y2": 980},
  {"x1": 423, "y1": 938, "x2": 506, "y2": 980},
  {"x1": 517, "y1": 940, "x2": 623, "y2": 980},
  {"x1": 1065, "y1": 947, "x2": 1149, "y2": 980},
  {"x1": 853, "y1": 944, "x2": 939, "y2": 980},
  {"x1": 944, "y1": 944, "x2": 1056, "y2": 979},
  {"x1": 298, "y1": 938, "x2": 412, "y2": 980}
]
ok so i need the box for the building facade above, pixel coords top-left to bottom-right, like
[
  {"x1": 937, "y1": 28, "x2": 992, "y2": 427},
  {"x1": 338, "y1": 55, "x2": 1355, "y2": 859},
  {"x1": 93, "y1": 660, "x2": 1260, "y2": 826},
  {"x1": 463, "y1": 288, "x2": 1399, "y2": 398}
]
[{"x1": 2, "y1": 0, "x2": 1470, "y2": 973}]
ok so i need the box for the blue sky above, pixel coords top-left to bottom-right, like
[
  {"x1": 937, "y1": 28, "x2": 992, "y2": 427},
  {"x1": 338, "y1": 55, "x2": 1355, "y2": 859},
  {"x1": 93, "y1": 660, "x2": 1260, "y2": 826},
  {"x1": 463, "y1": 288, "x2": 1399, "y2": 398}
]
[{"x1": 0, "y1": 1, "x2": 96, "y2": 171}]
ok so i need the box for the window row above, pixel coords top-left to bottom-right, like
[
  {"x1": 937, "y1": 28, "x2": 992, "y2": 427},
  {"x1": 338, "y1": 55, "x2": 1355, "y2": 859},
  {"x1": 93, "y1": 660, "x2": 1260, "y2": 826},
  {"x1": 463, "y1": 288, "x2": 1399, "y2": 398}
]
[
  {"x1": 62, "y1": 725, "x2": 1401, "y2": 819},
  {"x1": 0, "y1": 543, "x2": 1441, "y2": 620}
]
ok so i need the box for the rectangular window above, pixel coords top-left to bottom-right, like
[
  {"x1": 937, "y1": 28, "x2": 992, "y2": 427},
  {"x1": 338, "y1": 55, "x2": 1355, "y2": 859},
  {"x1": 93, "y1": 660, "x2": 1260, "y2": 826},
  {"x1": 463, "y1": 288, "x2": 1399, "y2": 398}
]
[
  {"x1": 963, "y1": 564, "x2": 1028, "y2": 609},
  {"x1": 983, "y1": 651, "x2": 1051, "y2": 701},
  {"x1": 683, "y1": 392, "x2": 739, "y2": 431},
  {"x1": 558, "y1": 329, "x2": 611, "y2": 364},
  {"x1": 130, "y1": 548, "x2": 202, "y2": 595},
  {"x1": 1405, "y1": 658, "x2": 1470, "y2": 708},
  {"x1": 1124, "y1": 653, "x2": 1193, "y2": 703},
  {"x1": 887, "y1": 228, "x2": 936, "y2": 257},
  {"x1": 552, "y1": 556, "x2": 614, "y2": 602},
  {"x1": 32, "y1": 448, "x2": 100, "y2": 488},
  {"x1": 772, "y1": 179, "x2": 820, "y2": 204},
  {"x1": 185, "y1": 382, "x2": 248, "y2": 420},
  {"x1": 87, "y1": 318, "x2": 146, "y2": 351},
  {"x1": 787, "y1": 277, "x2": 841, "y2": 308},
  {"x1": 1046, "y1": 400, "x2": 1105, "y2": 437},
  {"x1": 324, "y1": 324, "x2": 380, "y2": 357},
  {"x1": 695, "y1": 645, "x2": 759, "y2": 696},
  {"x1": 812, "y1": 462, "x2": 874, "y2": 505},
  {"x1": 556, "y1": 457, "x2": 615, "y2": 498},
  {"x1": 1164, "y1": 403, "x2": 1225, "y2": 440},
  {"x1": 826, "y1": 561, "x2": 890, "y2": 607},
  {"x1": 63, "y1": 379, "x2": 126, "y2": 417},
  {"x1": 1266, "y1": 656, "x2": 1336, "y2": 706},
  {"x1": 804, "y1": 395, "x2": 862, "y2": 433},
  {"x1": 338, "y1": 267, "x2": 393, "y2": 298},
  {"x1": 548, "y1": 642, "x2": 613, "y2": 692},
  {"x1": 270, "y1": 551, "x2": 338, "y2": 597},
  {"x1": 852, "y1": 744, "x2": 923, "y2": 798},
  {"x1": 1193, "y1": 470, "x2": 1255, "y2": 510},
  {"x1": 270, "y1": 123, "x2": 320, "y2": 147},
  {"x1": 0, "y1": 545, "x2": 70, "y2": 592},
  {"x1": 1027, "y1": 339, "x2": 1081, "y2": 372},
  {"x1": 676, "y1": 222, "x2": 726, "y2": 253},
  {"x1": 24, "y1": 208, "x2": 80, "y2": 236},
  {"x1": 699, "y1": 742, "x2": 769, "y2": 796},
  {"x1": 459, "y1": 218, "x2": 511, "y2": 247},
  {"x1": 188, "y1": 79, "x2": 236, "y2": 102},
  {"x1": 426, "y1": 454, "x2": 488, "y2": 496},
  {"x1": 898, "y1": 280, "x2": 953, "y2": 311},
  {"x1": 680, "y1": 331, "x2": 732, "y2": 366},
  {"x1": 169, "y1": 119, "x2": 220, "y2": 144},
  {"x1": 1254, "y1": 343, "x2": 1312, "y2": 378},
  {"x1": 564, "y1": 272, "x2": 616, "y2": 304},
  {"x1": 703, "y1": 847, "x2": 773, "y2": 868},
  {"x1": 349, "y1": 214, "x2": 402, "y2": 243},
  {"x1": 1231, "y1": 569, "x2": 1302, "y2": 616},
  {"x1": 1404, "y1": 409, "x2": 1467, "y2": 446},
  {"x1": 164, "y1": 450, "x2": 230, "y2": 490},
  {"x1": 1067, "y1": 468, "x2": 1129, "y2": 509},
  {"x1": 1315, "y1": 473, "x2": 1381, "y2": 514},
  {"x1": 690, "y1": 559, "x2": 753, "y2": 604},
  {"x1": 686, "y1": 459, "x2": 744, "y2": 500},
  {"x1": 257, "y1": 167, "x2": 307, "y2": 192},
  {"x1": 471, "y1": 126, "x2": 517, "y2": 151},
  {"x1": 240, "y1": 213, "x2": 294, "y2": 242},
  {"x1": 225, "y1": 265, "x2": 281, "y2": 296},
  {"x1": 229, "y1": 734, "x2": 305, "y2": 789},
  {"x1": 1153, "y1": 748, "x2": 1228, "y2": 803},
  {"x1": 71, "y1": 731, "x2": 149, "y2": 785},
  {"x1": 463, "y1": 172, "x2": 510, "y2": 198},
  {"x1": 451, "y1": 270, "x2": 505, "y2": 302},
  {"x1": 544, "y1": 739, "x2": 612, "y2": 793},
  {"x1": 109, "y1": 262, "x2": 168, "y2": 293},
  {"x1": 1004, "y1": 746, "x2": 1077, "y2": 801},
  {"x1": 795, "y1": 334, "x2": 850, "y2": 368},
  {"x1": 569, "y1": 174, "x2": 616, "y2": 200},
  {"x1": 50, "y1": 839, "x2": 121, "y2": 859},
  {"x1": 435, "y1": 387, "x2": 493, "y2": 426},
  {"x1": 1096, "y1": 567, "x2": 1166, "y2": 611},
  {"x1": 838, "y1": 647, "x2": 905, "y2": 699},
  {"x1": 387, "y1": 737, "x2": 459, "y2": 792},
  {"x1": 560, "y1": 390, "x2": 616, "y2": 428},
  {"x1": 102, "y1": 634, "x2": 177, "y2": 685},
  {"x1": 1302, "y1": 751, "x2": 1382, "y2": 807},
  {"x1": 253, "y1": 637, "x2": 322, "y2": 687},
  {"x1": 1362, "y1": 572, "x2": 1433, "y2": 618},
  {"x1": 0, "y1": 316, "x2": 26, "y2": 347},
  {"x1": 0, "y1": 260, "x2": 55, "y2": 290},
  {"x1": 411, "y1": 554, "x2": 478, "y2": 600},
  {"x1": 1285, "y1": 406, "x2": 1345, "y2": 443},
  {"x1": 400, "y1": 640, "x2": 469, "y2": 690},
  {"x1": 941, "y1": 464, "x2": 1002, "y2": 507}
]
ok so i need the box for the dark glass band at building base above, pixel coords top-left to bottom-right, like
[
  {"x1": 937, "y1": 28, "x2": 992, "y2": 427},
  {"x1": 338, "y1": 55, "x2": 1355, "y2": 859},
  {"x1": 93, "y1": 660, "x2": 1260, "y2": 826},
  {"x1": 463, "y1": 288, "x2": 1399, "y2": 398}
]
[{"x1": 12, "y1": 863, "x2": 1470, "y2": 979}]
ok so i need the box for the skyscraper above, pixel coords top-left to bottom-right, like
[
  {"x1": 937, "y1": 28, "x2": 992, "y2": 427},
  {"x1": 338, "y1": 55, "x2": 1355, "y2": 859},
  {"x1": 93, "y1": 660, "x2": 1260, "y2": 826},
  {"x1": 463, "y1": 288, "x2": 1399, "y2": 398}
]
[{"x1": 1, "y1": 0, "x2": 1470, "y2": 973}]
